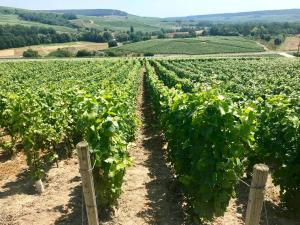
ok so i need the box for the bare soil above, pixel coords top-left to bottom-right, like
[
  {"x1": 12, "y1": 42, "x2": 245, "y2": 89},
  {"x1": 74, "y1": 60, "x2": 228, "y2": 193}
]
[
  {"x1": 0, "y1": 152, "x2": 84, "y2": 225},
  {"x1": 280, "y1": 36, "x2": 300, "y2": 51}
]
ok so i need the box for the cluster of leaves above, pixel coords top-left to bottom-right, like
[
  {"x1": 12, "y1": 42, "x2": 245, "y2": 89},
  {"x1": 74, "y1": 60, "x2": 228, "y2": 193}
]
[
  {"x1": 149, "y1": 60, "x2": 193, "y2": 92},
  {"x1": 145, "y1": 62, "x2": 256, "y2": 221},
  {"x1": 149, "y1": 58, "x2": 300, "y2": 217},
  {"x1": 0, "y1": 59, "x2": 142, "y2": 208},
  {"x1": 249, "y1": 95, "x2": 300, "y2": 213}
]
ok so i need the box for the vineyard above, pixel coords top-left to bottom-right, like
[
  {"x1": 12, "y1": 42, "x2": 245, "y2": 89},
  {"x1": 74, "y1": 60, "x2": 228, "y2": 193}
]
[
  {"x1": 145, "y1": 57, "x2": 300, "y2": 221},
  {"x1": 0, "y1": 59, "x2": 142, "y2": 209},
  {"x1": 106, "y1": 37, "x2": 265, "y2": 56},
  {"x1": 0, "y1": 57, "x2": 300, "y2": 224}
]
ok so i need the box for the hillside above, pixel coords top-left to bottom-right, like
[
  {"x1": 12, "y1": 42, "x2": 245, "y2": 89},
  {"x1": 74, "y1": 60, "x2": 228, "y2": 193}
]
[
  {"x1": 167, "y1": 9, "x2": 300, "y2": 22},
  {"x1": 73, "y1": 15, "x2": 176, "y2": 32},
  {"x1": 105, "y1": 37, "x2": 265, "y2": 55},
  {"x1": 1, "y1": 6, "x2": 300, "y2": 34},
  {"x1": 44, "y1": 9, "x2": 128, "y2": 17},
  {"x1": 0, "y1": 6, "x2": 175, "y2": 32}
]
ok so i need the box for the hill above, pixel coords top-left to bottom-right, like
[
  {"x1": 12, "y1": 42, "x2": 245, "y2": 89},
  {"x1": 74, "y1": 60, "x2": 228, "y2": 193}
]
[
  {"x1": 1, "y1": 6, "x2": 300, "y2": 34},
  {"x1": 44, "y1": 9, "x2": 128, "y2": 17},
  {"x1": 167, "y1": 9, "x2": 300, "y2": 23},
  {"x1": 105, "y1": 37, "x2": 265, "y2": 55},
  {"x1": 0, "y1": 6, "x2": 175, "y2": 32}
]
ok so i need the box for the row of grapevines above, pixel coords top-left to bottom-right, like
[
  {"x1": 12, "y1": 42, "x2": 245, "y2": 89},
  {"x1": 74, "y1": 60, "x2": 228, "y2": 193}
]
[
  {"x1": 167, "y1": 58, "x2": 300, "y2": 98},
  {"x1": 0, "y1": 59, "x2": 142, "y2": 208},
  {"x1": 152, "y1": 58, "x2": 300, "y2": 214},
  {"x1": 149, "y1": 60, "x2": 194, "y2": 92},
  {"x1": 145, "y1": 61, "x2": 256, "y2": 221}
]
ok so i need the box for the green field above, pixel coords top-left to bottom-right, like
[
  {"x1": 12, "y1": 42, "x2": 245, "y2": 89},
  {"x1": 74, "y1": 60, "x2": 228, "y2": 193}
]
[
  {"x1": 0, "y1": 13, "x2": 76, "y2": 33},
  {"x1": 106, "y1": 37, "x2": 265, "y2": 55},
  {"x1": 73, "y1": 15, "x2": 177, "y2": 32}
]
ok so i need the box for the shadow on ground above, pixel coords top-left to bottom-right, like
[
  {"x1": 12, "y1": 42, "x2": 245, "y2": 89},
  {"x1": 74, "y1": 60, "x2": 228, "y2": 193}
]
[
  {"x1": 134, "y1": 77, "x2": 187, "y2": 225},
  {"x1": 0, "y1": 161, "x2": 58, "y2": 198},
  {"x1": 54, "y1": 180, "x2": 87, "y2": 225},
  {"x1": 0, "y1": 170, "x2": 36, "y2": 198}
]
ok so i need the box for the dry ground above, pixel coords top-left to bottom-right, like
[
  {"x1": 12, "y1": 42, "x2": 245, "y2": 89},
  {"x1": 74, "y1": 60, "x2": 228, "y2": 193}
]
[
  {"x1": 0, "y1": 42, "x2": 108, "y2": 58},
  {"x1": 280, "y1": 36, "x2": 300, "y2": 51}
]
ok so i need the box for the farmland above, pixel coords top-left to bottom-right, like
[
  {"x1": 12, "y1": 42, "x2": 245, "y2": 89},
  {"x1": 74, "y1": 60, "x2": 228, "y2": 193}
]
[
  {"x1": 0, "y1": 57, "x2": 300, "y2": 224},
  {"x1": 106, "y1": 37, "x2": 265, "y2": 55},
  {"x1": 0, "y1": 42, "x2": 108, "y2": 58},
  {"x1": 0, "y1": 59, "x2": 142, "y2": 217},
  {"x1": 72, "y1": 15, "x2": 177, "y2": 32},
  {"x1": 145, "y1": 57, "x2": 300, "y2": 221},
  {"x1": 280, "y1": 35, "x2": 300, "y2": 51}
]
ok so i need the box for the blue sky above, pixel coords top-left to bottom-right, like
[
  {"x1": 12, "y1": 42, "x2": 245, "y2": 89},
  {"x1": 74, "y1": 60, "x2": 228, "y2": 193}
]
[{"x1": 0, "y1": 0, "x2": 299, "y2": 17}]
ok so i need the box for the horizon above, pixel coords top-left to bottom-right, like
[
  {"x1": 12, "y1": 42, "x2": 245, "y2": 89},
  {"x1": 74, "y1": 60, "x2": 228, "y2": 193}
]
[{"x1": 0, "y1": 0, "x2": 300, "y2": 17}]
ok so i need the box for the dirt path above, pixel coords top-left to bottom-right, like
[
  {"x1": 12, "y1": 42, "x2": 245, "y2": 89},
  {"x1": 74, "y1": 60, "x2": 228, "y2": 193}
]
[
  {"x1": 103, "y1": 72, "x2": 185, "y2": 225},
  {"x1": 277, "y1": 52, "x2": 296, "y2": 58},
  {"x1": 255, "y1": 41, "x2": 270, "y2": 51}
]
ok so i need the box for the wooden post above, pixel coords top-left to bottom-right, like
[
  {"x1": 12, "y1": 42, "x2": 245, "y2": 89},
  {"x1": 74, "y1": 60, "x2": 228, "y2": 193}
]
[
  {"x1": 297, "y1": 41, "x2": 300, "y2": 56},
  {"x1": 245, "y1": 164, "x2": 269, "y2": 225},
  {"x1": 77, "y1": 142, "x2": 99, "y2": 225}
]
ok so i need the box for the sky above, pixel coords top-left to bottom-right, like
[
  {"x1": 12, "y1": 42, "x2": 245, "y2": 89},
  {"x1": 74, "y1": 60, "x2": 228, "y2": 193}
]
[{"x1": 0, "y1": 0, "x2": 299, "y2": 17}]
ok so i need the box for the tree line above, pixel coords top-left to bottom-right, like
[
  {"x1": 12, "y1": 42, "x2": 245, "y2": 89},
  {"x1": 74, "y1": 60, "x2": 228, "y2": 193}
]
[
  {"x1": 0, "y1": 25, "x2": 154, "y2": 50},
  {"x1": 18, "y1": 11, "x2": 78, "y2": 28}
]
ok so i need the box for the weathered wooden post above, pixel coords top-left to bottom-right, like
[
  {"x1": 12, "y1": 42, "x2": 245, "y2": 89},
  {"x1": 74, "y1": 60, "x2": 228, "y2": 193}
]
[
  {"x1": 77, "y1": 142, "x2": 99, "y2": 225},
  {"x1": 245, "y1": 164, "x2": 269, "y2": 225}
]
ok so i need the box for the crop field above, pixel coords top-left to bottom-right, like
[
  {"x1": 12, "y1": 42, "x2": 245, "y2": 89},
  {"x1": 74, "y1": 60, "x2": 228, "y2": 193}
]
[
  {"x1": 107, "y1": 37, "x2": 265, "y2": 55},
  {"x1": 73, "y1": 15, "x2": 176, "y2": 32},
  {"x1": 0, "y1": 59, "x2": 142, "y2": 210},
  {"x1": 280, "y1": 35, "x2": 300, "y2": 51},
  {"x1": 0, "y1": 42, "x2": 108, "y2": 58},
  {"x1": 0, "y1": 57, "x2": 299, "y2": 224},
  {"x1": 146, "y1": 57, "x2": 300, "y2": 220}
]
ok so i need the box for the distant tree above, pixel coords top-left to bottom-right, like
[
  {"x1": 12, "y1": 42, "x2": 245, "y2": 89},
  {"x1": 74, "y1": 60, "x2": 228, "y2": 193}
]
[
  {"x1": 108, "y1": 40, "x2": 118, "y2": 48},
  {"x1": 103, "y1": 31, "x2": 113, "y2": 42},
  {"x1": 144, "y1": 52, "x2": 154, "y2": 57},
  {"x1": 189, "y1": 30, "x2": 197, "y2": 37},
  {"x1": 274, "y1": 36, "x2": 283, "y2": 45},
  {"x1": 79, "y1": 30, "x2": 104, "y2": 42},
  {"x1": 76, "y1": 49, "x2": 94, "y2": 57},
  {"x1": 130, "y1": 26, "x2": 134, "y2": 33},
  {"x1": 115, "y1": 32, "x2": 130, "y2": 42},
  {"x1": 47, "y1": 48, "x2": 74, "y2": 57},
  {"x1": 261, "y1": 34, "x2": 271, "y2": 42},
  {"x1": 62, "y1": 13, "x2": 78, "y2": 20},
  {"x1": 157, "y1": 32, "x2": 165, "y2": 39},
  {"x1": 23, "y1": 49, "x2": 40, "y2": 58}
]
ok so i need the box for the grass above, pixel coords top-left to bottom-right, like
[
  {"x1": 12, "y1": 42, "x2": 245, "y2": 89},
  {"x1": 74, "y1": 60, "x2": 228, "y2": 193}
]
[
  {"x1": 0, "y1": 14, "x2": 77, "y2": 33},
  {"x1": 106, "y1": 37, "x2": 265, "y2": 55}
]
